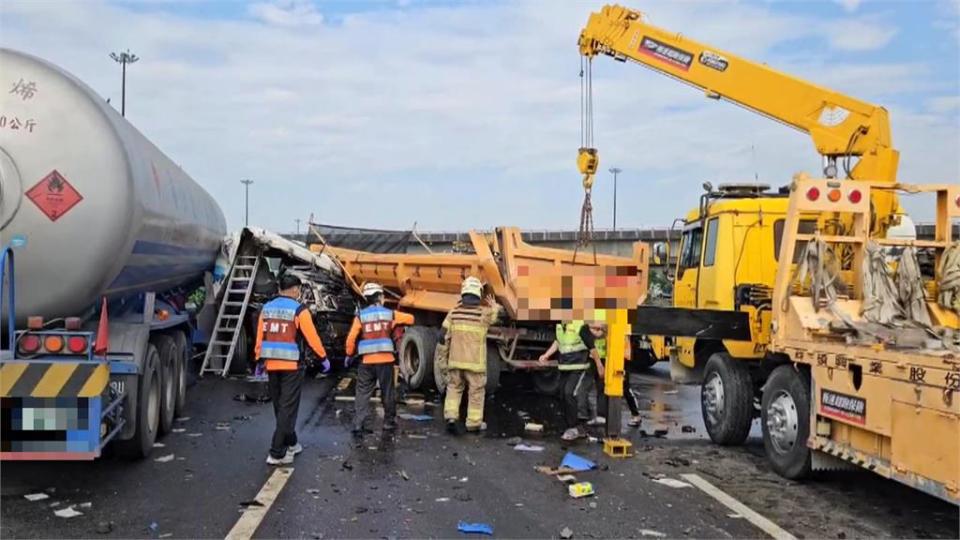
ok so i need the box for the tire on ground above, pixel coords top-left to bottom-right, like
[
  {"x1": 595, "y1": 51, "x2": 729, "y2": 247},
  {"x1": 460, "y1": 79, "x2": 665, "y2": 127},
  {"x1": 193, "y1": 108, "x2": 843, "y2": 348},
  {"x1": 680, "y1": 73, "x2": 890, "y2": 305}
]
[
  {"x1": 399, "y1": 326, "x2": 436, "y2": 390},
  {"x1": 761, "y1": 364, "x2": 812, "y2": 479},
  {"x1": 532, "y1": 369, "x2": 562, "y2": 396},
  {"x1": 152, "y1": 334, "x2": 178, "y2": 435},
  {"x1": 485, "y1": 342, "x2": 501, "y2": 395},
  {"x1": 701, "y1": 352, "x2": 754, "y2": 446},
  {"x1": 169, "y1": 330, "x2": 190, "y2": 416},
  {"x1": 115, "y1": 343, "x2": 161, "y2": 459}
]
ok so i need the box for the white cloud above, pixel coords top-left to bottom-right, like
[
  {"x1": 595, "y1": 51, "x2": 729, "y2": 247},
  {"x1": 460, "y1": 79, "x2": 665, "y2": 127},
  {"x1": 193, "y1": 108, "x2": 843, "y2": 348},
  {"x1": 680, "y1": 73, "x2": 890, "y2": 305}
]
[
  {"x1": 0, "y1": 0, "x2": 951, "y2": 231},
  {"x1": 834, "y1": 0, "x2": 864, "y2": 13},
  {"x1": 827, "y1": 18, "x2": 897, "y2": 51},
  {"x1": 248, "y1": 0, "x2": 323, "y2": 27}
]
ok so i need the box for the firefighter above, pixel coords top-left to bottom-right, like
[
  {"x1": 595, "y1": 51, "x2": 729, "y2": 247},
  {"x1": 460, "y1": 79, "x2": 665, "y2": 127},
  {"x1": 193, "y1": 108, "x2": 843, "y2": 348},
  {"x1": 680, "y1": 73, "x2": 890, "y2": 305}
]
[
  {"x1": 254, "y1": 273, "x2": 329, "y2": 465},
  {"x1": 345, "y1": 282, "x2": 414, "y2": 435},
  {"x1": 538, "y1": 319, "x2": 601, "y2": 441},
  {"x1": 441, "y1": 277, "x2": 500, "y2": 434}
]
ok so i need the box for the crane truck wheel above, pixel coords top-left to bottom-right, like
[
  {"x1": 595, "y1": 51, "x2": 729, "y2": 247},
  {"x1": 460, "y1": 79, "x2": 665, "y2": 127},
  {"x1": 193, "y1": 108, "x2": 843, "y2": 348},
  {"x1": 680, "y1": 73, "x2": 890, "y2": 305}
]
[
  {"x1": 701, "y1": 353, "x2": 753, "y2": 446},
  {"x1": 399, "y1": 326, "x2": 436, "y2": 390},
  {"x1": 485, "y1": 342, "x2": 501, "y2": 395},
  {"x1": 115, "y1": 344, "x2": 161, "y2": 459},
  {"x1": 170, "y1": 330, "x2": 189, "y2": 416},
  {"x1": 152, "y1": 335, "x2": 178, "y2": 435},
  {"x1": 532, "y1": 370, "x2": 562, "y2": 396},
  {"x1": 761, "y1": 364, "x2": 812, "y2": 479}
]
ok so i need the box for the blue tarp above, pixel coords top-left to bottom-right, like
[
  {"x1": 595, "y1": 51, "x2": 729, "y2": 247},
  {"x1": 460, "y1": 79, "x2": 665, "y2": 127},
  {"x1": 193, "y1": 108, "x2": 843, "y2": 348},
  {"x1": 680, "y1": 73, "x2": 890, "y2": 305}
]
[{"x1": 560, "y1": 451, "x2": 596, "y2": 472}]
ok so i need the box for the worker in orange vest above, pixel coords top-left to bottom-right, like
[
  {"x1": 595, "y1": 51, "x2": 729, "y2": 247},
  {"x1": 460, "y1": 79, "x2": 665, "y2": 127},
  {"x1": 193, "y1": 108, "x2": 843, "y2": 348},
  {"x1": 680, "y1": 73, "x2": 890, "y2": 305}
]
[
  {"x1": 254, "y1": 273, "x2": 329, "y2": 465},
  {"x1": 345, "y1": 282, "x2": 414, "y2": 435}
]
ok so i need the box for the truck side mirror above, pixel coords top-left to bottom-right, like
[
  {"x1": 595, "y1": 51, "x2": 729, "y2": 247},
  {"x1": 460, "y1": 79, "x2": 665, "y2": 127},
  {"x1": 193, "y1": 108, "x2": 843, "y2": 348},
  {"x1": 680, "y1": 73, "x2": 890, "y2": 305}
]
[{"x1": 653, "y1": 242, "x2": 668, "y2": 265}]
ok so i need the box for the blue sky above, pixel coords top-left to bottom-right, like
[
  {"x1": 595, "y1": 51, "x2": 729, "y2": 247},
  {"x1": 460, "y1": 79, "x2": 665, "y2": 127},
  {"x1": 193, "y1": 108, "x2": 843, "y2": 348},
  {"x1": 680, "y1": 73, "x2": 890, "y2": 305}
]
[{"x1": 2, "y1": 0, "x2": 958, "y2": 232}]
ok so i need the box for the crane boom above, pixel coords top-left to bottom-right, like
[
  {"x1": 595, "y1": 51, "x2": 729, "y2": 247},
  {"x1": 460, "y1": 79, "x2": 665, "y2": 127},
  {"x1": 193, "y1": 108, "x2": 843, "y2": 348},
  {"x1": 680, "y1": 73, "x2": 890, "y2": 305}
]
[{"x1": 578, "y1": 4, "x2": 900, "y2": 232}]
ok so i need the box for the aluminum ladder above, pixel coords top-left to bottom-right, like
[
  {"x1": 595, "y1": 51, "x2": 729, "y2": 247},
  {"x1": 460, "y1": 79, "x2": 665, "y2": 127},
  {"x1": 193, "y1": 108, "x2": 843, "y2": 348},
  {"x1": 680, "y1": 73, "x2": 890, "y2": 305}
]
[{"x1": 200, "y1": 255, "x2": 260, "y2": 377}]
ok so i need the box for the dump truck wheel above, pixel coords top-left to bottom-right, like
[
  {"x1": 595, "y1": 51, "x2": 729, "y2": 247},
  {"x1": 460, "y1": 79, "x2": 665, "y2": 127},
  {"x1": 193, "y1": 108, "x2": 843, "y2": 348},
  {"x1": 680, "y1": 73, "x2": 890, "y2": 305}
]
[
  {"x1": 762, "y1": 365, "x2": 812, "y2": 479},
  {"x1": 116, "y1": 344, "x2": 161, "y2": 459},
  {"x1": 532, "y1": 370, "x2": 562, "y2": 396},
  {"x1": 152, "y1": 335, "x2": 178, "y2": 435},
  {"x1": 399, "y1": 326, "x2": 436, "y2": 390},
  {"x1": 701, "y1": 352, "x2": 753, "y2": 446},
  {"x1": 170, "y1": 330, "x2": 189, "y2": 416},
  {"x1": 485, "y1": 342, "x2": 501, "y2": 395}
]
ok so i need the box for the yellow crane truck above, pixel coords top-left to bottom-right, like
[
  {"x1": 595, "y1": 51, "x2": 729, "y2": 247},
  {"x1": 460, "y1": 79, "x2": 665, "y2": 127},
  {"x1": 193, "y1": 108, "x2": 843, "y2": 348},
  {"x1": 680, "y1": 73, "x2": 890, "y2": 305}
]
[{"x1": 576, "y1": 5, "x2": 959, "y2": 502}]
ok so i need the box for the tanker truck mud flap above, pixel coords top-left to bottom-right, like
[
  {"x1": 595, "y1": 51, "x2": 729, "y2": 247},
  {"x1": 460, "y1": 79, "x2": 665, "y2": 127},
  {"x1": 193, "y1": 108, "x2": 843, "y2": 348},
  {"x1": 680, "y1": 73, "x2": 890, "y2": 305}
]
[{"x1": 0, "y1": 358, "x2": 120, "y2": 460}]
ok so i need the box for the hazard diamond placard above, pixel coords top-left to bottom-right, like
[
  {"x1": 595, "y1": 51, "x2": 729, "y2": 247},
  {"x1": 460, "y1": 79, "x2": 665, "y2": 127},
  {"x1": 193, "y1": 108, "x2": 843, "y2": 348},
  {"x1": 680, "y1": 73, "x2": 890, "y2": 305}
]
[{"x1": 26, "y1": 170, "x2": 84, "y2": 222}]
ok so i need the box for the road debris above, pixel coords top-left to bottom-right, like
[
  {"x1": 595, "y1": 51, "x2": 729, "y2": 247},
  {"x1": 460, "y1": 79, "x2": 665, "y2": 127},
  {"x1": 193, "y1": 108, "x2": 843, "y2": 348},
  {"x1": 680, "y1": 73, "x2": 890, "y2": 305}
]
[
  {"x1": 24, "y1": 493, "x2": 50, "y2": 501},
  {"x1": 567, "y1": 482, "x2": 595, "y2": 498},
  {"x1": 513, "y1": 444, "x2": 544, "y2": 452},
  {"x1": 653, "y1": 429, "x2": 668, "y2": 438},
  {"x1": 435, "y1": 497, "x2": 450, "y2": 503},
  {"x1": 54, "y1": 506, "x2": 82, "y2": 518},
  {"x1": 524, "y1": 422, "x2": 544, "y2": 433},
  {"x1": 652, "y1": 478, "x2": 692, "y2": 489},
  {"x1": 171, "y1": 428, "x2": 186, "y2": 433},
  {"x1": 154, "y1": 454, "x2": 175, "y2": 463},
  {"x1": 153, "y1": 442, "x2": 166, "y2": 448},
  {"x1": 397, "y1": 413, "x2": 433, "y2": 421},
  {"x1": 400, "y1": 470, "x2": 410, "y2": 481},
  {"x1": 407, "y1": 434, "x2": 428, "y2": 439},
  {"x1": 95, "y1": 521, "x2": 114, "y2": 534},
  {"x1": 556, "y1": 475, "x2": 578, "y2": 483},
  {"x1": 560, "y1": 452, "x2": 596, "y2": 472},
  {"x1": 239, "y1": 500, "x2": 264, "y2": 508},
  {"x1": 560, "y1": 526, "x2": 574, "y2": 539},
  {"x1": 77, "y1": 502, "x2": 92, "y2": 509},
  {"x1": 457, "y1": 521, "x2": 494, "y2": 535},
  {"x1": 505, "y1": 436, "x2": 523, "y2": 446},
  {"x1": 639, "y1": 529, "x2": 666, "y2": 538},
  {"x1": 187, "y1": 432, "x2": 203, "y2": 437},
  {"x1": 681, "y1": 425, "x2": 696, "y2": 433},
  {"x1": 535, "y1": 466, "x2": 578, "y2": 476},
  {"x1": 215, "y1": 422, "x2": 232, "y2": 431}
]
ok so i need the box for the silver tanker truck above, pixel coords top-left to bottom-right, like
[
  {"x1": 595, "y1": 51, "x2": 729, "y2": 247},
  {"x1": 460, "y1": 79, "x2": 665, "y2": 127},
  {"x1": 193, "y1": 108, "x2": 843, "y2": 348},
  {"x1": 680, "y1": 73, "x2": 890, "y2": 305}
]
[{"x1": 0, "y1": 48, "x2": 227, "y2": 459}]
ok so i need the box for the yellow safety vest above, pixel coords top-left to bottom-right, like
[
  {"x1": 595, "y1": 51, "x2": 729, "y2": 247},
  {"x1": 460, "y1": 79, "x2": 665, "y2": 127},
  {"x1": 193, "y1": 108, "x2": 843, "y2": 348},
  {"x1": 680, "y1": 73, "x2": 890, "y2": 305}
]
[{"x1": 556, "y1": 321, "x2": 589, "y2": 371}]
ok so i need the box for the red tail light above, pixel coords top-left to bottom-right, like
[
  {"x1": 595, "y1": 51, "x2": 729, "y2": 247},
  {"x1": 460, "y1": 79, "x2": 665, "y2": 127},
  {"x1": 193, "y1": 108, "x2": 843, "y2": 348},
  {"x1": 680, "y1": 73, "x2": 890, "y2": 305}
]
[
  {"x1": 955, "y1": 194, "x2": 960, "y2": 208},
  {"x1": 848, "y1": 190, "x2": 862, "y2": 204},
  {"x1": 67, "y1": 336, "x2": 89, "y2": 353},
  {"x1": 806, "y1": 187, "x2": 820, "y2": 201},
  {"x1": 19, "y1": 334, "x2": 41, "y2": 354},
  {"x1": 44, "y1": 335, "x2": 64, "y2": 353}
]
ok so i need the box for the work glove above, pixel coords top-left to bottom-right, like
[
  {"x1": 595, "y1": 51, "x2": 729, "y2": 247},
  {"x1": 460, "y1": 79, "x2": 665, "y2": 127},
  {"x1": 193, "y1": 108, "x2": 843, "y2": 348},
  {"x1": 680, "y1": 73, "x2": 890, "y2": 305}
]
[
  {"x1": 320, "y1": 358, "x2": 331, "y2": 373},
  {"x1": 344, "y1": 355, "x2": 354, "y2": 368}
]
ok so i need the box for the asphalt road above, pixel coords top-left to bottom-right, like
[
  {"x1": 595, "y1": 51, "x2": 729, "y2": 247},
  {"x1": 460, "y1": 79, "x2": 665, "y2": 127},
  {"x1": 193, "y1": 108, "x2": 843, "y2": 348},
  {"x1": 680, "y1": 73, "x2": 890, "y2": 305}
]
[{"x1": 1, "y1": 365, "x2": 957, "y2": 539}]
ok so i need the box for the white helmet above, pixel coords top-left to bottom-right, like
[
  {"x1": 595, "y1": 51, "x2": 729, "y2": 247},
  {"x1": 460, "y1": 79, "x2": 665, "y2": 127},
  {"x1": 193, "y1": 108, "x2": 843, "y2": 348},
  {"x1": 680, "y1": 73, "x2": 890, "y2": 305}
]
[
  {"x1": 461, "y1": 276, "x2": 483, "y2": 297},
  {"x1": 362, "y1": 282, "x2": 384, "y2": 298}
]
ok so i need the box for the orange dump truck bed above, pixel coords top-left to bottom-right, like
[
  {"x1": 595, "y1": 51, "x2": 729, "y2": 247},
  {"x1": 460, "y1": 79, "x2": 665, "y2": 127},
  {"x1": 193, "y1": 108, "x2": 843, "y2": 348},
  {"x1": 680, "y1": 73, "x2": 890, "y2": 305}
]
[{"x1": 312, "y1": 227, "x2": 648, "y2": 320}]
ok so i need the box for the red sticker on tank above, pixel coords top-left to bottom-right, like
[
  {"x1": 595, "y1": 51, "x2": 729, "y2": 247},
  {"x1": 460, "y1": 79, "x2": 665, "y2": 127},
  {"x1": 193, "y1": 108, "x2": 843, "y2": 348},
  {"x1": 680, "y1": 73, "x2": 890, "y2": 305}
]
[{"x1": 26, "y1": 170, "x2": 83, "y2": 222}]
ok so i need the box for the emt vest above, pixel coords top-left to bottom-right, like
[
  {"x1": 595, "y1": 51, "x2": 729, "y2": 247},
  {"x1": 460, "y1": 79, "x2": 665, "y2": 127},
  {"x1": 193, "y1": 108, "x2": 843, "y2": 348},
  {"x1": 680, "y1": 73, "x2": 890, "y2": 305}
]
[
  {"x1": 446, "y1": 303, "x2": 492, "y2": 372},
  {"x1": 259, "y1": 296, "x2": 302, "y2": 371},
  {"x1": 358, "y1": 306, "x2": 396, "y2": 361},
  {"x1": 556, "y1": 321, "x2": 589, "y2": 371}
]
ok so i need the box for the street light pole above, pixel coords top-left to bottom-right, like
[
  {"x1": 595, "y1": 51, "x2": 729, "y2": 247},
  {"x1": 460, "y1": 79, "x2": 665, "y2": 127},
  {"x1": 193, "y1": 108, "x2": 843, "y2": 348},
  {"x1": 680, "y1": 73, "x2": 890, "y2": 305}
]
[
  {"x1": 609, "y1": 167, "x2": 622, "y2": 231},
  {"x1": 109, "y1": 49, "x2": 139, "y2": 117},
  {"x1": 295, "y1": 218, "x2": 302, "y2": 237},
  {"x1": 240, "y1": 179, "x2": 254, "y2": 227}
]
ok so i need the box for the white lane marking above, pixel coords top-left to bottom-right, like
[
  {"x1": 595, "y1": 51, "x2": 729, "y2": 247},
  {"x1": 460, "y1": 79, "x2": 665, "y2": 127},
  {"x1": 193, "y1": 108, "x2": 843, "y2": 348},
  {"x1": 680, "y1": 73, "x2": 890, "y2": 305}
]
[
  {"x1": 680, "y1": 473, "x2": 796, "y2": 540},
  {"x1": 225, "y1": 467, "x2": 294, "y2": 540}
]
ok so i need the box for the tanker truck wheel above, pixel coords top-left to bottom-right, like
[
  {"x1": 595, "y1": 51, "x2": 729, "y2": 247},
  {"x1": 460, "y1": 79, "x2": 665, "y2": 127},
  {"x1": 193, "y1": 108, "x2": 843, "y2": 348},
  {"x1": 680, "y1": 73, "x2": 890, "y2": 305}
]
[
  {"x1": 170, "y1": 330, "x2": 189, "y2": 416},
  {"x1": 701, "y1": 352, "x2": 754, "y2": 446},
  {"x1": 399, "y1": 327, "x2": 436, "y2": 390},
  {"x1": 761, "y1": 365, "x2": 812, "y2": 479},
  {"x1": 116, "y1": 344, "x2": 161, "y2": 459},
  {"x1": 152, "y1": 335, "x2": 178, "y2": 435}
]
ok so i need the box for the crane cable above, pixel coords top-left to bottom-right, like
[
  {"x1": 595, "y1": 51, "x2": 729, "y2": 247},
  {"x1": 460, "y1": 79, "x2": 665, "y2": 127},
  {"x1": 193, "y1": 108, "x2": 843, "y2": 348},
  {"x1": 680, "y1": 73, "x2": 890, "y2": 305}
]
[{"x1": 574, "y1": 56, "x2": 598, "y2": 264}]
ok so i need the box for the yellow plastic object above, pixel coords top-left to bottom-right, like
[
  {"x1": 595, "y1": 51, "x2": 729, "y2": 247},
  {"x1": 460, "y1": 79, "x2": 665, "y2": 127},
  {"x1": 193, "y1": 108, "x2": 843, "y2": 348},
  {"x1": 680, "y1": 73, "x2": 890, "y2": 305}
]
[
  {"x1": 568, "y1": 481, "x2": 595, "y2": 498},
  {"x1": 603, "y1": 437, "x2": 633, "y2": 458}
]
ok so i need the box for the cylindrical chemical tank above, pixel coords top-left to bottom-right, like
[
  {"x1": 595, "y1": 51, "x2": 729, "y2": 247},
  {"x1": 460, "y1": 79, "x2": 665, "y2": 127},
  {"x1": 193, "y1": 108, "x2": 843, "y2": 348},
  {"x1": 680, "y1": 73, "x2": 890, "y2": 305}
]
[{"x1": 0, "y1": 48, "x2": 226, "y2": 323}]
